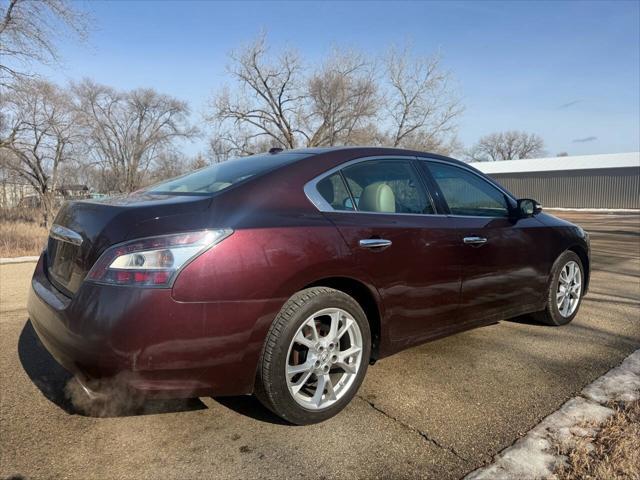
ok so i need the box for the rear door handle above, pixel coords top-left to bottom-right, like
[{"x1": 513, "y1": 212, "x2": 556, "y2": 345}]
[
  {"x1": 359, "y1": 239, "x2": 392, "y2": 250},
  {"x1": 463, "y1": 236, "x2": 487, "y2": 245}
]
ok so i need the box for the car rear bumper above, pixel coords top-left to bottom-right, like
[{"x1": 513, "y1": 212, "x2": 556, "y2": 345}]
[{"x1": 28, "y1": 253, "x2": 285, "y2": 398}]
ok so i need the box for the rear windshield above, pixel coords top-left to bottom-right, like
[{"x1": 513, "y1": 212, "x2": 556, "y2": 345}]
[{"x1": 147, "y1": 153, "x2": 310, "y2": 195}]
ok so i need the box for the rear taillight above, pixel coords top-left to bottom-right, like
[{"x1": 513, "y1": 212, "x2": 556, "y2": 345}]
[{"x1": 86, "y1": 229, "x2": 232, "y2": 287}]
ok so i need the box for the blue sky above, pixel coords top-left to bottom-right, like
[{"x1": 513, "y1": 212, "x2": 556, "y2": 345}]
[{"x1": 38, "y1": 0, "x2": 640, "y2": 157}]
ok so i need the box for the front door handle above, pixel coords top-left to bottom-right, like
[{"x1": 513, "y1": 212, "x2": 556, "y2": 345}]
[
  {"x1": 359, "y1": 238, "x2": 392, "y2": 250},
  {"x1": 463, "y1": 236, "x2": 488, "y2": 245}
]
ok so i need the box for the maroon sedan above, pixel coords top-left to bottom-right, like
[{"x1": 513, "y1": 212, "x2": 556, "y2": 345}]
[{"x1": 28, "y1": 147, "x2": 590, "y2": 424}]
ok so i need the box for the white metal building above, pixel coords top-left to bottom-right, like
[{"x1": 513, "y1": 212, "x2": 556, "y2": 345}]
[{"x1": 469, "y1": 152, "x2": 640, "y2": 209}]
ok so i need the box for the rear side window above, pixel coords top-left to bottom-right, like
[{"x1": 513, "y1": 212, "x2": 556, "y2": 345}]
[
  {"x1": 147, "y1": 153, "x2": 310, "y2": 195},
  {"x1": 317, "y1": 173, "x2": 355, "y2": 211},
  {"x1": 341, "y1": 160, "x2": 433, "y2": 214},
  {"x1": 426, "y1": 162, "x2": 509, "y2": 217}
]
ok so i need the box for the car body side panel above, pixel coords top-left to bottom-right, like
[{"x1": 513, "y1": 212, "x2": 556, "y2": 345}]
[
  {"x1": 447, "y1": 215, "x2": 551, "y2": 321},
  {"x1": 171, "y1": 221, "x2": 386, "y2": 382},
  {"x1": 322, "y1": 211, "x2": 464, "y2": 355},
  {"x1": 172, "y1": 225, "x2": 353, "y2": 302},
  {"x1": 533, "y1": 212, "x2": 591, "y2": 291}
]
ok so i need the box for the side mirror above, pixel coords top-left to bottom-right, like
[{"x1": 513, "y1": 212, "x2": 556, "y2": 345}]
[{"x1": 516, "y1": 198, "x2": 542, "y2": 218}]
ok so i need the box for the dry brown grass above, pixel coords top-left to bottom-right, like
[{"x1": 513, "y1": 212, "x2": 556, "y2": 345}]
[
  {"x1": 554, "y1": 400, "x2": 640, "y2": 480},
  {"x1": 0, "y1": 220, "x2": 48, "y2": 257}
]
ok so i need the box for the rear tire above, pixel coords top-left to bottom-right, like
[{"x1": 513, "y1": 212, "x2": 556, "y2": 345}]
[
  {"x1": 255, "y1": 287, "x2": 371, "y2": 425},
  {"x1": 532, "y1": 251, "x2": 584, "y2": 326}
]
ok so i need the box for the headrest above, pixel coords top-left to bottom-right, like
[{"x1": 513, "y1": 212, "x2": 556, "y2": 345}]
[{"x1": 358, "y1": 182, "x2": 395, "y2": 213}]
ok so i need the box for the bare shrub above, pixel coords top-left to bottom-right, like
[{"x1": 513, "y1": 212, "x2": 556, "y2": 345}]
[
  {"x1": 0, "y1": 218, "x2": 48, "y2": 256},
  {"x1": 554, "y1": 400, "x2": 640, "y2": 480}
]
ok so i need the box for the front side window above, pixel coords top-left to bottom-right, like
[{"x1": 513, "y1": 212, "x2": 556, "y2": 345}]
[
  {"x1": 426, "y1": 162, "x2": 509, "y2": 217},
  {"x1": 340, "y1": 160, "x2": 433, "y2": 214}
]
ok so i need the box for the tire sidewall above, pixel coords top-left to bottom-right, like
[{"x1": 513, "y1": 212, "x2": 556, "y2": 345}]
[
  {"x1": 266, "y1": 289, "x2": 371, "y2": 425},
  {"x1": 547, "y1": 251, "x2": 584, "y2": 325}
]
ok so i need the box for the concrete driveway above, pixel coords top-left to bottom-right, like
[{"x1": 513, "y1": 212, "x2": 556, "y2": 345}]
[{"x1": 1, "y1": 212, "x2": 639, "y2": 479}]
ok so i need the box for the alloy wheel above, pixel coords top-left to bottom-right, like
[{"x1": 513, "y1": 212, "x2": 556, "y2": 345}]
[
  {"x1": 556, "y1": 260, "x2": 582, "y2": 317},
  {"x1": 285, "y1": 307, "x2": 363, "y2": 410}
]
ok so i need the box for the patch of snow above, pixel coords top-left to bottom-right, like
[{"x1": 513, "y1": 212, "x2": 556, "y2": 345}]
[
  {"x1": 465, "y1": 349, "x2": 640, "y2": 480},
  {"x1": 0, "y1": 256, "x2": 39, "y2": 264},
  {"x1": 582, "y1": 351, "x2": 640, "y2": 404}
]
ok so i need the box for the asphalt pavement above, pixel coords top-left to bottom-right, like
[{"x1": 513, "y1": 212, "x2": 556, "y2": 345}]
[{"x1": 1, "y1": 211, "x2": 638, "y2": 479}]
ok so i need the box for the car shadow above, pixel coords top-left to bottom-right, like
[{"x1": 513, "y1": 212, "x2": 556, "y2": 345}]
[
  {"x1": 507, "y1": 314, "x2": 542, "y2": 326},
  {"x1": 18, "y1": 320, "x2": 76, "y2": 413},
  {"x1": 212, "y1": 395, "x2": 291, "y2": 425},
  {"x1": 18, "y1": 320, "x2": 207, "y2": 417}
]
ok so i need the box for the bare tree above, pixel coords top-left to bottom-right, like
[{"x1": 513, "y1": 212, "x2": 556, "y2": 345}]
[
  {"x1": 468, "y1": 131, "x2": 545, "y2": 161},
  {"x1": 208, "y1": 35, "x2": 463, "y2": 159},
  {"x1": 73, "y1": 80, "x2": 197, "y2": 192},
  {"x1": 382, "y1": 46, "x2": 462, "y2": 154},
  {"x1": 208, "y1": 118, "x2": 276, "y2": 160},
  {"x1": 0, "y1": 0, "x2": 90, "y2": 88},
  {"x1": 0, "y1": 79, "x2": 79, "y2": 225},
  {"x1": 148, "y1": 150, "x2": 191, "y2": 184},
  {"x1": 305, "y1": 49, "x2": 378, "y2": 146},
  {"x1": 211, "y1": 34, "x2": 305, "y2": 154},
  {"x1": 148, "y1": 152, "x2": 213, "y2": 184}
]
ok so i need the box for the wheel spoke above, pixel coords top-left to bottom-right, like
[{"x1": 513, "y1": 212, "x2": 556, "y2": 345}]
[
  {"x1": 567, "y1": 263, "x2": 576, "y2": 281},
  {"x1": 311, "y1": 373, "x2": 327, "y2": 407},
  {"x1": 335, "y1": 346, "x2": 361, "y2": 374},
  {"x1": 560, "y1": 269, "x2": 569, "y2": 284},
  {"x1": 308, "y1": 318, "x2": 320, "y2": 342},
  {"x1": 294, "y1": 331, "x2": 315, "y2": 349},
  {"x1": 335, "y1": 360, "x2": 357, "y2": 374},
  {"x1": 290, "y1": 370, "x2": 314, "y2": 395},
  {"x1": 327, "y1": 311, "x2": 339, "y2": 340},
  {"x1": 287, "y1": 360, "x2": 313, "y2": 377},
  {"x1": 339, "y1": 346, "x2": 361, "y2": 360},
  {"x1": 558, "y1": 295, "x2": 567, "y2": 310},
  {"x1": 337, "y1": 317, "x2": 354, "y2": 340},
  {"x1": 324, "y1": 374, "x2": 337, "y2": 401}
]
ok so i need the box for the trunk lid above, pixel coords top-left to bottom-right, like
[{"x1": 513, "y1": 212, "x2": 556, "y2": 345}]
[{"x1": 46, "y1": 193, "x2": 212, "y2": 296}]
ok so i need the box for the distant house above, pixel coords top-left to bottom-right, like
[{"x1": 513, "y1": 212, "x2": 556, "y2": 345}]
[
  {"x1": 1, "y1": 181, "x2": 91, "y2": 209},
  {"x1": 0, "y1": 179, "x2": 37, "y2": 209},
  {"x1": 55, "y1": 184, "x2": 90, "y2": 200},
  {"x1": 469, "y1": 152, "x2": 640, "y2": 210}
]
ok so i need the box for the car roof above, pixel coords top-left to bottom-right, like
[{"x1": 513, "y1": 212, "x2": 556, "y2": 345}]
[
  {"x1": 277, "y1": 146, "x2": 468, "y2": 169},
  {"x1": 284, "y1": 146, "x2": 438, "y2": 156}
]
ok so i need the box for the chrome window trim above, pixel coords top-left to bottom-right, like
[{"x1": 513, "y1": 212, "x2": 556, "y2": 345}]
[
  {"x1": 303, "y1": 155, "x2": 438, "y2": 216},
  {"x1": 50, "y1": 224, "x2": 83, "y2": 246},
  {"x1": 304, "y1": 154, "x2": 517, "y2": 219}
]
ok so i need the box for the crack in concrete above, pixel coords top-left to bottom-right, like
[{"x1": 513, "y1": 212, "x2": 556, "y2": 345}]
[
  {"x1": 357, "y1": 395, "x2": 470, "y2": 463},
  {"x1": 464, "y1": 349, "x2": 640, "y2": 479}
]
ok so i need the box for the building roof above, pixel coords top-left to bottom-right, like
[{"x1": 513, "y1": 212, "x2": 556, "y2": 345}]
[{"x1": 469, "y1": 152, "x2": 640, "y2": 174}]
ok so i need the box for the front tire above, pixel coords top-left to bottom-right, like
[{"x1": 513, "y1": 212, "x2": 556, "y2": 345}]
[
  {"x1": 255, "y1": 287, "x2": 371, "y2": 425},
  {"x1": 533, "y1": 251, "x2": 584, "y2": 326}
]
